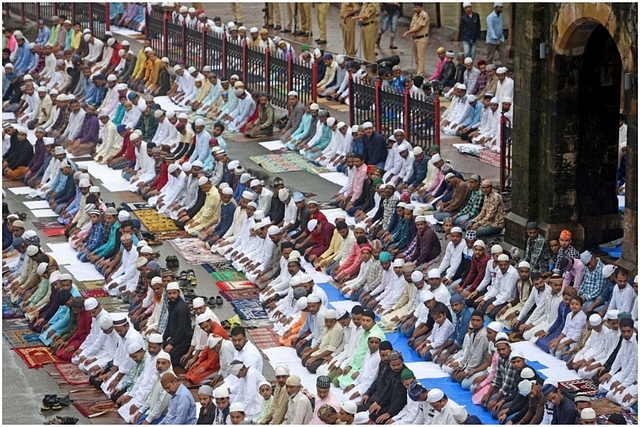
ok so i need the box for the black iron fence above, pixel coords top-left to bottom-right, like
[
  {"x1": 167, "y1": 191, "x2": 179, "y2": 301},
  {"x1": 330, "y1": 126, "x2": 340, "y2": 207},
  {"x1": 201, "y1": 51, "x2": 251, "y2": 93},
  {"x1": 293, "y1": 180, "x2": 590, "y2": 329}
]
[
  {"x1": 5, "y1": 2, "x2": 439, "y2": 145},
  {"x1": 349, "y1": 77, "x2": 439, "y2": 146}
]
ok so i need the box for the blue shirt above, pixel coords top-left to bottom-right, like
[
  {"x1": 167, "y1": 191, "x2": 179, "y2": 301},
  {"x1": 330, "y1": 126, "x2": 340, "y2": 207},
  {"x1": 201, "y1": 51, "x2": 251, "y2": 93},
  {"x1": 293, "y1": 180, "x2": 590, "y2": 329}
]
[
  {"x1": 36, "y1": 26, "x2": 51, "y2": 45},
  {"x1": 14, "y1": 44, "x2": 34, "y2": 76},
  {"x1": 110, "y1": 2, "x2": 125, "y2": 19},
  {"x1": 451, "y1": 307, "x2": 472, "y2": 348},
  {"x1": 85, "y1": 220, "x2": 106, "y2": 252},
  {"x1": 463, "y1": 102, "x2": 484, "y2": 128},
  {"x1": 160, "y1": 384, "x2": 197, "y2": 425},
  {"x1": 298, "y1": 309, "x2": 316, "y2": 338},
  {"x1": 407, "y1": 155, "x2": 428, "y2": 187},
  {"x1": 188, "y1": 129, "x2": 213, "y2": 165},
  {"x1": 486, "y1": 11, "x2": 505, "y2": 44}
]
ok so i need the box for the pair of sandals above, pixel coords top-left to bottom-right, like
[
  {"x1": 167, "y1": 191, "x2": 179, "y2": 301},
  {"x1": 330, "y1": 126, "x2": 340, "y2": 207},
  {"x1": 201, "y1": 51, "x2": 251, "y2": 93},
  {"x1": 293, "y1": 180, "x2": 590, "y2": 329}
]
[
  {"x1": 178, "y1": 270, "x2": 197, "y2": 287},
  {"x1": 41, "y1": 395, "x2": 71, "y2": 411},
  {"x1": 207, "y1": 296, "x2": 224, "y2": 307}
]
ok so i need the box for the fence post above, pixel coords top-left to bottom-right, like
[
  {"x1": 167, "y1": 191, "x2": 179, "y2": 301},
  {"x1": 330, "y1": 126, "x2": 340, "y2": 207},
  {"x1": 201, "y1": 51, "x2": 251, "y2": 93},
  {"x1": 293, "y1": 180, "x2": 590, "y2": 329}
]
[
  {"x1": 403, "y1": 87, "x2": 410, "y2": 138},
  {"x1": 162, "y1": 15, "x2": 168, "y2": 59},
  {"x1": 221, "y1": 33, "x2": 227, "y2": 75},
  {"x1": 286, "y1": 54, "x2": 293, "y2": 94},
  {"x1": 36, "y1": 4, "x2": 40, "y2": 23},
  {"x1": 88, "y1": 3, "x2": 93, "y2": 33},
  {"x1": 242, "y1": 40, "x2": 248, "y2": 84},
  {"x1": 53, "y1": 3, "x2": 58, "y2": 16},
  {"x1": 348, "y1": 73, "x2": 354, "y2": 126},
  {"x1": 434, "y1": 95, "x2": 440, "y2": 147},
  {"x1": 374, "y1": 79, "x2": 382, "y2": 131},
  {"x1": 499, "y1": 113, "x2": 506, "y2": 193},
  {"x1": 201, "y1": 29, "x2": 207, "y2": 69},
  {"x1": 312, "y1": 61, "x2": 318, "y2": 101},
  {"x1": 20, "y1": 4, "x2": 25, "y2": 24},
  {"x1": 105, "y1": 3, "x2": 111, "y2": 32},
  {"x1": 181, "y1": 22, "x2": 187, "y2": 64},
  {"x1": 265, "y1": 47, "x2": 271, "y2": 94}
]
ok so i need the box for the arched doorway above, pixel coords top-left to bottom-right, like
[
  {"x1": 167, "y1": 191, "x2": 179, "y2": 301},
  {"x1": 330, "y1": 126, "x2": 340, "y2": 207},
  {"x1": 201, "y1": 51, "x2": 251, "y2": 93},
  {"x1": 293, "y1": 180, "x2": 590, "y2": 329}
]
[{"x1": 576, "y1": 24, "x2": 623, "y2": 248}]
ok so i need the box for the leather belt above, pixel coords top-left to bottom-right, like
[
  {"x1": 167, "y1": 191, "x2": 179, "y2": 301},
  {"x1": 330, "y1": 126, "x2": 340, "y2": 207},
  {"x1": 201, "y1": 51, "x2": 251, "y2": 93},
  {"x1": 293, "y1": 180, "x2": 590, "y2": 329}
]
[
  {"x1": 361, "y1": 20, "x2": 376, "y2": 27},
  {"x1": 413, "y1": 34, "x2": 429, "y2": 39}
]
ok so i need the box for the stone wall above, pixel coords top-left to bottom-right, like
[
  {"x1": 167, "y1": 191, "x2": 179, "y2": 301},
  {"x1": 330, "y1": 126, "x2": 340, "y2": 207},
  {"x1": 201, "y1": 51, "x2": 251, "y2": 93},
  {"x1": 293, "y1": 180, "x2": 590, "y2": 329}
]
[{"x1": 506, "y1": 3, "x2": 637, "y2": 269}]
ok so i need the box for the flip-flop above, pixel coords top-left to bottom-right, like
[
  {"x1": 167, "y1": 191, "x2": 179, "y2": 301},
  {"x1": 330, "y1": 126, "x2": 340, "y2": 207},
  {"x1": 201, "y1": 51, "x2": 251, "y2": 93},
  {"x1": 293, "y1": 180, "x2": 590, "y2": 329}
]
[{"x1": 216, "y1": 296, "x2": 223, "y2": 306}]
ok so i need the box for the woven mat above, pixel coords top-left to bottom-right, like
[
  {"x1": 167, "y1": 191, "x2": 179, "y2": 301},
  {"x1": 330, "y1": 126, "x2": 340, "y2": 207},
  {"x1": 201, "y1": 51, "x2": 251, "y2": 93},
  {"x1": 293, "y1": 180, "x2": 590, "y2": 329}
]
[
  {"x1": 79, "y1": 280, "x2": 105, "y2": 291},
  {"x1": 211, "y1": 269, "x2": 246, "y2": 282},
  {"x1": 249, "y1": 153, "x2": 329, "y2": 175},
  {"x1": 219, "y1": 288, "x2": 261, "y2": 302},
  {"x1": 217, "y1": 280, "x2": 256, "y2": 291},
  {"x1": 479, "y1": 149, "x2": 502, "y2": 169},
  {"x1": 230, "y1": 298, "x2": 269, "y2": 321},
  {"x1": 80, "y1": 289, "x2": 109, "y2": 298},
  {"x1": 168, "y1": 238, "x2": 227, "y2": 265},
  {"x1": 113, "y1": 191, "x2": 145, "y2": 203},
  {"x1": 3, "y1": 328, "x2": 43, "y2": 348},
  {"x1": 3, "y1": 317, "x2": 31, "y2": 330},
  {"x1": 2, "y1": 298, "x2": 24, "y2": 319},
  {"x1": 248, "y1": 326, "x2": 280, "y2": 350},
  {"x1": 73, "y1": 399, "x2": 119, "y2": 418},
  {"x1": 590, "y1": 397, "x2": 625, "y2": 416},
  {"x1": 134, "y1": 209, "x2": 181, "y2": 233},
  {"x1": 13, "y1": 346, "x2": 60, "y2": 368},
  {"x1": 32, "y1": 220, "x2": 67, "y2": 237},
  {"x1": 123, "y1": 202, "x2": 153, "y2": 211},
  {"x1": 558, "y1": 378, "x2": 599, "y2": 396},
  {"x1": 55, "y1": 363, "x2": 90, "y2": 385},
  {"x1": 157, "y1": 230, "x2": 190, "y2": 240}
]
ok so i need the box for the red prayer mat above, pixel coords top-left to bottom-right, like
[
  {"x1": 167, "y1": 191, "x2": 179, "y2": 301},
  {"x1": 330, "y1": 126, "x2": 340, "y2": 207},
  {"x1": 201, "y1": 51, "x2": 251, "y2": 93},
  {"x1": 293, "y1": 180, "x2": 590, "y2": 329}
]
[
  {"x1": 13, "y1": 346, "x2": 61, "y2": 368},
  {"x1": 72, "y1": 399, "x2": 119, "y2": 418},
  {"x1": 558, "y1": 378, "x2": 599, "y2": 396},
  {"x1": 55, "y1": 363, "x2": 89, "y2": 385},
  {"x1": 248, "y1": 326, "x2": 281, "y2": 350},
  {"x1": 219, "y1": 288, "x2": 261, "y2": 302}
]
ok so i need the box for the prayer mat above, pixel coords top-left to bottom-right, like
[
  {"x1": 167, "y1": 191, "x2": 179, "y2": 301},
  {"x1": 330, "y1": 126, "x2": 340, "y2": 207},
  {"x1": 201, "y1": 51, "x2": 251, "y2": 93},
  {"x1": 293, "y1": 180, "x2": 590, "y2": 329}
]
[
  {"x1": 559, "y1": 378, "x2": 600, "y2": 396},
  {"x1": 3, "y1": 317, "x2": 31, "y2": 330},
  {"x1": 248, "y1": 326, "x2": 280, "y2": 350},
  {"x1": 32, "y1": 220, "x2": 66, "y2": 237},
  {"x1": 73, "y1": 399, "x2": 119, "y2": 418},
  {"x1": 2, "y1": 328, "x2": 43, "y2": 348},
  {"x1": 134, "y1": 209, "x2": 181, "y2": 233},
  {"x1": 113, "y1": 191, "x2": 145, "y2": 203},
  {"x1": 13, "y1": 346, "x2": 60, "y2": 368},
  {"x1": 250, "y1": 154, "x2": 303, "y2": 173},
  {"x1": 78, "y1": 280, "x2": 105, "y2": 291},
  {"x1": 216, "y1": 280, "x2": 256, "y2": 291},
  {"x1": 479, "y1": 148, "x2": 502, "y2": 168},
  {"x1": 598, "y1": 413, "x2": 637, "y2": 425},
  {"x1": 230, "y1": 298, "x2": 269, "y2": 321},
  {"x1": 2, "y1": 302, "x2": 24, "y2": 319},
  {"x1": 507, "y1": 331, "x2": 525, "y2": 343},
  {"x1": 219, "y1": 288, "x2": 261, "y2": 302},
  {"x1": 55, "y1": 363, "x2": 90, "y2": 385},
  {"x1": 123, "y1": 201, "x2": 153, "y2": 211},
  {"x1": 228, "y1": 134, "x2": 276, "y2": 143},
  {"x1": 168, "y1": 238, "x2": 227, "y2": 265},
  {"x1": 156, "y1": 230, "x2": 190, "y2": 240},
  {"x1": 590, "y1": 397, "x2": 625, "y2": 416},
  {"x1": 80, "y1": 289, "x2": 109, "y2": 298},
  {"x1": 278, "y1": 153, "x2": 329, "y2": 175}
]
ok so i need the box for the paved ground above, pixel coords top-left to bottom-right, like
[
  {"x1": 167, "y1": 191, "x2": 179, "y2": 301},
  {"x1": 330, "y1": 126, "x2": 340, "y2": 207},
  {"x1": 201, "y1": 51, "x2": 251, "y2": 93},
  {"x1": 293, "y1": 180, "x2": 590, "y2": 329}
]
[{"x1": 2, "y1": 6, "x2": 502, "y2": 424}]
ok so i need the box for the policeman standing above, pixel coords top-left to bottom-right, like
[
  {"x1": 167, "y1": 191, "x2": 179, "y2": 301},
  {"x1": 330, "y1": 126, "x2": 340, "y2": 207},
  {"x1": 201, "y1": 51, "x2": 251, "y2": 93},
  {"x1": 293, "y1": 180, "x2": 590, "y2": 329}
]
[
  {"x1": 402, "y1": 3, "x2": 430, "y2": 77},
  {"x1": 340, "y1": 2, "x2": 359, "y2": 56},
  {"x1": 354, "y1": 3, "x2": 380, "y2": 63}
]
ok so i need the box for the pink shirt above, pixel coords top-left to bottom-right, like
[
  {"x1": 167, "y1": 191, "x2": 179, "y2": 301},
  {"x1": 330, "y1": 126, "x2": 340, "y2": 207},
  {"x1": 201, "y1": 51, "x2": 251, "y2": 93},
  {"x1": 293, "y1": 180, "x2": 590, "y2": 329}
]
[
  {"x1": 428, "y1": 57, "x2": 446, "y2": 81},
  {"x1": 344, "y1": 163, "x2": 368, "y2": 201},
  {"x1": 562, "y1": 259, "x2": 586, "y2": 292},
  {"x1": 309, "y1": 392, "x2": 341, "y2": 424}
]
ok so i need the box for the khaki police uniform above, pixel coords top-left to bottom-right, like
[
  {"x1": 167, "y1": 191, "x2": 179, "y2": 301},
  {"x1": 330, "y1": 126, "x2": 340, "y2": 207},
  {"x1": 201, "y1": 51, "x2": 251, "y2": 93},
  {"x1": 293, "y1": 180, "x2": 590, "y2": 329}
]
[
  {"x1": 340, "y1": 2, "x2": 359, "y2": 57},
  {"x1": 410, "y1": 9, "x2": 430, "y2": 76},
  {"x1": 316, "y1": 3, "x2": 330, "y2": 41},
  {"x1": 360, "y1": 3, "x2": 380, "y2": 63}
]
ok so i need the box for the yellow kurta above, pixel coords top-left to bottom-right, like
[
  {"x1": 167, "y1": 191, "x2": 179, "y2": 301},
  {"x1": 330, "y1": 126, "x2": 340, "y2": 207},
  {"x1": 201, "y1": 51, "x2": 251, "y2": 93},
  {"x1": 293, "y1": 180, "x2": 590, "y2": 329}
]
[
  {"x1": 132, "y1": 49, "x2": 147, "y2": 80},
  {"x1": 185, "y1": 187, "x2": 221, "y2": 234},
  {"x1": 379, "y1": 285, "x2": 417, "y2": 331}
]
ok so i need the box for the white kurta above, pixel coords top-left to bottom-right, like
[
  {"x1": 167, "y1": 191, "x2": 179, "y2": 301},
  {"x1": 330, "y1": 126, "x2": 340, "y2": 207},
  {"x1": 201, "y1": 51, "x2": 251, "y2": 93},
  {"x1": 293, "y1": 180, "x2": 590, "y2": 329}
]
[
  {"x1": 230, "y1": 367, "x2": 266, "y2": 419},
  {"x1": 350, "y1": 350, "x2": 381, "y2": 400}
]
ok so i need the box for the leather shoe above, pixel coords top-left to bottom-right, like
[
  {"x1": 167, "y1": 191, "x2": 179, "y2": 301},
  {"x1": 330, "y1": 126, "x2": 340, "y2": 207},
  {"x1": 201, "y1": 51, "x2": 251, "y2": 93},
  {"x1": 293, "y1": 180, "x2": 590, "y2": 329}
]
[{"x1": 317, "y1": 40, "x2": 327, "y2": 44}]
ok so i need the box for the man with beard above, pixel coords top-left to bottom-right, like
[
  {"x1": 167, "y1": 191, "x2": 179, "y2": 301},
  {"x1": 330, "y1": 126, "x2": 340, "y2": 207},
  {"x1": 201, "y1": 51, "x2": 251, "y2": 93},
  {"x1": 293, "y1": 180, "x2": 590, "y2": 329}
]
[
  {"x1": 283, "y1": 375, "x2": 313, "y2": 424},
  {"x1": 163, "y1": 282, "x2": 193, "y2": 366},
  {"x1": 343, "y1": 332, "x2": 386, "y2": 402},
  {"x1": 117, "y1": 333, "x2": 164, "y2": 422},
  {"x1": 230, "y1": 326, "x2": 263, "y2": 372},
  {"x1": 131, "y1": 350, "x2": 173, "y2": 424},
  {"x1": 358, "y1": 350, "x2": 408, "y2": 423}
]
